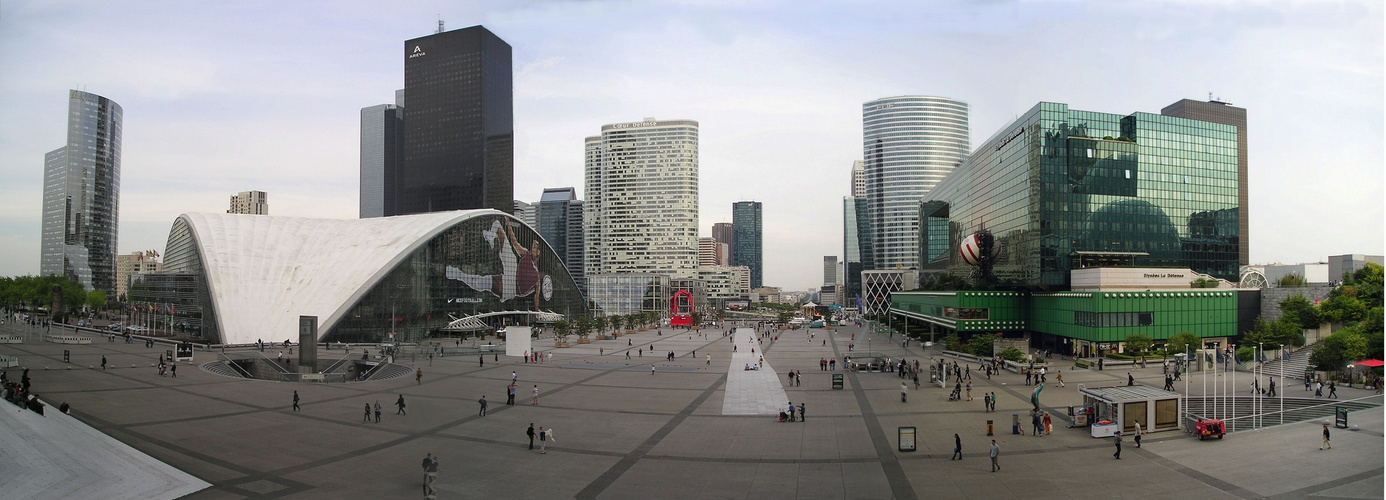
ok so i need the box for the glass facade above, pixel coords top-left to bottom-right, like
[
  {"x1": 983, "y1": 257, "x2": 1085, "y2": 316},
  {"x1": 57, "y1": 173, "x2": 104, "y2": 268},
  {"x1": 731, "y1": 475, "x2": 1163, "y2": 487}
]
[
  {"x1": 536, "y1": 187, "x2": 584, "y2": 293},
  {"x1": 731, "y1": 201, "x2": 762, "y2": 288},
  {"x1": 157, "y1": 213, "x2": 588, "y2": 344},
  {"x1": 400, "y1": 26, "x2": 513, "y2": 215},
  {"x1": 41, "y1": 90, "x2": 122, "y2": 295},
  {"x1": 863, "y1": 96, "x2": 969, "y2": 270},
  {"x1": 920, "y1": 102, "x2": 1240, "y2": 288},
  {"x1": 360, "y1": 102, "x2": 402, "y2": 218},
  {"x1": 587, "y1": 274, "x2": 670, "y2": 317}
]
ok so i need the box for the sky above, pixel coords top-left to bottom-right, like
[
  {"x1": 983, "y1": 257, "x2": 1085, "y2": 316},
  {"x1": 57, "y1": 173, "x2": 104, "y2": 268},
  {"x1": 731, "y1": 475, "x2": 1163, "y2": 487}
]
[{"x1": 0, "y1": 0, "x2": 1381, "y2": 292}]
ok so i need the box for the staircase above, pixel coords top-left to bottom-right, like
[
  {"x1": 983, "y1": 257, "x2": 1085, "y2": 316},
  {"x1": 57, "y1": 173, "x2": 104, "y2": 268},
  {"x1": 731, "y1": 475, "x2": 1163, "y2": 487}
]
[
  {"x1": 1184, "y1": 395, "x2": 1380, "y2": 432},
  {"x1": 1259, "y1": 343, "x2": 1316, "y2": 380}
]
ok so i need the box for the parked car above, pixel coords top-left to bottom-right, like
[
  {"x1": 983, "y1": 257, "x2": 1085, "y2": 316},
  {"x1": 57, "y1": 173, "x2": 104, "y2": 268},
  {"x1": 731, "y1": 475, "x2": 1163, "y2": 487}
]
[
  {"x1": 127, "y1": 326, "x2": 149, "y2": 333},
  {"x1": 107, "y1": 323, "x2": 124, "y2": 332}
]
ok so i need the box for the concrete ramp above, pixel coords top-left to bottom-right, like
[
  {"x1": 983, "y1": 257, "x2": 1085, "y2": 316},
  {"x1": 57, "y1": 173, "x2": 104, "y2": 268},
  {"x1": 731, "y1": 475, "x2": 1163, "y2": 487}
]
[
  {"x1": 722, "y1": 328, "x2": 790, "y2": 415},
  {"x1": 0, "y1": 401, "x2": 210, "y2": 499}
]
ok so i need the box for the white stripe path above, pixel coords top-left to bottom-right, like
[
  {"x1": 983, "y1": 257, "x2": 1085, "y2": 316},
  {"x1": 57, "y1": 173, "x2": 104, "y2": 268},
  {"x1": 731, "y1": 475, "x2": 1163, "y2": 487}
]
[{"x1": 721, "y1": 327, "x2": 790, "y2": 416}]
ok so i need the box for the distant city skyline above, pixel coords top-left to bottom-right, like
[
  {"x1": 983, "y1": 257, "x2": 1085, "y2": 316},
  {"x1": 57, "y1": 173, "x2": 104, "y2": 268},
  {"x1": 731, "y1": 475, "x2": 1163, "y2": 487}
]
[{"x1": 0, "y1": 1, "x2": 1380, "y2": 292}]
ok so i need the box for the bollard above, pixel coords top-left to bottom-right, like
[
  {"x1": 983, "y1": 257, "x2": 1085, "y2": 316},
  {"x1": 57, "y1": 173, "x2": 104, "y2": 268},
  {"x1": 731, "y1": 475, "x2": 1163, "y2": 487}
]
[{"x1": 987, "y1": 419, "x2": 994, "y2": 436}]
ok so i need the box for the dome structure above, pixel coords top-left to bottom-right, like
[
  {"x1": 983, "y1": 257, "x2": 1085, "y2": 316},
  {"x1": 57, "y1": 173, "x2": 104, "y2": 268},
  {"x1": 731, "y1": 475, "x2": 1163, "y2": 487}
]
[{"x1": 149, "y1": 210, "x2": 587, "y2": 345}]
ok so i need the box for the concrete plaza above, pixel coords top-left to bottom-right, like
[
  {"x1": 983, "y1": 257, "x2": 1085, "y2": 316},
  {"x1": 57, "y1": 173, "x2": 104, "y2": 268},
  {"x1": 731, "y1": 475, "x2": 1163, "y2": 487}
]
[{"x1": 0, "y1": 319, "x2": 1380, "y2": 499}]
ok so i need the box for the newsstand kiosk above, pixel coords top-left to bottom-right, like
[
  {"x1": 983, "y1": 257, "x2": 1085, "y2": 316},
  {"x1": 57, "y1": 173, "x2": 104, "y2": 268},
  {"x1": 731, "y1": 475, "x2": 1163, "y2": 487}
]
[{"x1": 1079, "y1": 385, "x2": 1183, "y2": 438}]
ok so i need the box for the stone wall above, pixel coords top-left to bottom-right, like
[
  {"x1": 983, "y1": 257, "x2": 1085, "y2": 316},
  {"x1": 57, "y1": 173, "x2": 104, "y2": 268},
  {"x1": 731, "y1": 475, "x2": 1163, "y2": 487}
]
[{"x1": 1259, "y1": 284, "x2": 1334, "y2": 322}]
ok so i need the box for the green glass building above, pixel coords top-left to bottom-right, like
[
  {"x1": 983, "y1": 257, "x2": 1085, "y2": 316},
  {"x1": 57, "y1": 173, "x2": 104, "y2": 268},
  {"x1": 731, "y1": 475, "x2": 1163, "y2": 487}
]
[{"x1": 919, "y1": 102, "x2": 1240, "y2": 288}]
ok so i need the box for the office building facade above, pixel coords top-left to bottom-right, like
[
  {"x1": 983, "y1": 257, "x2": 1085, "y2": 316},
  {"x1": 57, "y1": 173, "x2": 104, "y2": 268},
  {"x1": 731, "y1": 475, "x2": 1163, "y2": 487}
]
[
  {"x1": 583, "y1": 118, "x2": 699, "y2": 279},
  {"x1": 115, "y1": 251, "x2": 161, "y2": 301},
  {"x1": 1161, "y1": 99, "x2": 1248, "y2": 266},
  {"x1": 699, "y1": 237, "x2": 728, "y2": 267},
  {"x1": 711, "y1": 222, "x2": 733, "y2": 255},
  {"x1": 228, "y1": 191, "x2": 268, "y2": 215},
  {"x1": 862, "y1": 96, "x2": 969, "y2": 271},
  {"x1": 536, "y1": 187, "x2": 585, "y2": 292},
  {"x1": 919, "y1": 101, "x2": 1241, "y2": 288},
  {"x1": 823, "y1": 256, "x2": 838, "y2": 286},
  {"x1": 731, "y1": 201, "x2": 763, "y2": 288},
  {"x1": 360, "y1": 95, "x2": 403, "y2": 218},
  {"x1": 41, "y1": 90, "x2": 122, "y2": 294},
  {"x1": 400, "y1": 25, "x2": 513, "y2": 215}
]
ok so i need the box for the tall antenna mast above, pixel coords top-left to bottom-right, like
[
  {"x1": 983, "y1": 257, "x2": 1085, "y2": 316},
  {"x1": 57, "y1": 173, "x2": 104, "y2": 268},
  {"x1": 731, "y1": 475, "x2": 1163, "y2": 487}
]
[{"x1": 437, "y1": 18, "x2": 444, "y2": 33}]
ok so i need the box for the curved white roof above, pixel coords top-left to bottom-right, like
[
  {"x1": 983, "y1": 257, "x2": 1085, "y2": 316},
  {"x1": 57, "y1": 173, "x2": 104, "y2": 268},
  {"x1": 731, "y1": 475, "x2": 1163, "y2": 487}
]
[{"x1": 178, "y1": 210, "x2": 505, "y2": 345}]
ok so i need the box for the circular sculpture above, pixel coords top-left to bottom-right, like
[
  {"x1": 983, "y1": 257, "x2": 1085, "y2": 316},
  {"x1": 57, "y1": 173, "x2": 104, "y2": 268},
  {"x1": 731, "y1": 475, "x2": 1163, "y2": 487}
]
[{"x1": 960, "y1": 234, "x2": 982, "y2": 266}]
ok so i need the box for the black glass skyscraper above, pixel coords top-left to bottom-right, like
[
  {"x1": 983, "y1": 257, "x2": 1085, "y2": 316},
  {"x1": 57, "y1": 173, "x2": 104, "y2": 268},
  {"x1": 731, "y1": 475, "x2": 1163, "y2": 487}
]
[
  {"x1": 400, "y1": 26, "x2": 513, "y2": 215},
  {"x1": 731, "y1": 201, "x2": 763, "y2": 288},
  {"x1": 41, "y1": 90, "x2": 121, "y2": 295}
]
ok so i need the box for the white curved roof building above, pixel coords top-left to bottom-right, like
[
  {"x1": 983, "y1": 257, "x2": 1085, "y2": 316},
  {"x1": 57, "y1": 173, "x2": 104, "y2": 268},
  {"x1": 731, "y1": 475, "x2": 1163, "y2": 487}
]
[{"x1": 141, "y1": 210, "x2": 587, "y2": 345}]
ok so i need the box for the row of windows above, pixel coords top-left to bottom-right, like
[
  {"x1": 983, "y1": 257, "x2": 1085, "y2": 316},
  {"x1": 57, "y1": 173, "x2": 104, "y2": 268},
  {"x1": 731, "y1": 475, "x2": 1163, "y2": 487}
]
[{"x1": 1075, "y1": 311, "x2": 1154, "y2": 327}]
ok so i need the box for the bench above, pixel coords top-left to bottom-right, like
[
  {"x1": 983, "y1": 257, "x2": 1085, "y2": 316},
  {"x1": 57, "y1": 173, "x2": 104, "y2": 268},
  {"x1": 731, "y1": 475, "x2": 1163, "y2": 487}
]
[{"x1": 45, "y1": 335, "x2": 91, "y2": 345}]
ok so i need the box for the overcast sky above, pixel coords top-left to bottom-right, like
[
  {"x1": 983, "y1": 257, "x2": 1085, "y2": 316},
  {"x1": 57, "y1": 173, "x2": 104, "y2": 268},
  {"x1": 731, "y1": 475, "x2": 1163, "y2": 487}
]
[{"x1": 0, "y1": 0, "x2": 1381, "y2": 292}]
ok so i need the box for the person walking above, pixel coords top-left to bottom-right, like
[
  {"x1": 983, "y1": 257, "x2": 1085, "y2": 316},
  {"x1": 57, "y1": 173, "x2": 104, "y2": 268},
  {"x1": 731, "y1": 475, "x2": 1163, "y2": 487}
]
[
  {"x1": 1320, "y1": 423, "x2": 1332, "y2": 450},
  {"x1": 1031, "y1": 411, "x2": 1042, "y2": 436},
  {"x1": 478, "y1": 395, "x2": 487, "y2": 416},
  {"x1": 527, "y1": 423, "x2": 536, "y2": 450},
  {"x1": 1113, "y1": 431, "x2": 1122, "y2": 459},
  {"x1": 707, "y1": 354, "x2": 711, "y2": 365},
  {"x1": 966, "y1": 381, "x2": 973, "y2": 401},
  {"x1": 363, "y1": 403, "x2": 371, "y2": 423},
  {"x1": 532, "y1": 385, "x2": 540, "y2": 405},
  {"x1": 292, "y1": 391, "x2": 300, "y2": 412},
  {"x1": 512, "y1": 371, "x2": 517, "y2": 384},
  {"x1": 171, "y1": 364, "x2": 177, "y2": 377},
  {"x1": 951, "y1": 433, "x2": 962, "y2": 460},
  {"x1": 901, "y1": 382, "x2": 908, "y2": 403},
  {"x1": 538, "y1": 426, "x2": 549, "y2": 454},
  {"x1": 798, "y1": 403, "x2": 805, "y2": 422},
  {"x1": 421, "y1": 453, "x2": 436, "y2": 495},
  {"x1": 1133, "y1": 421, "x2": 1142, "y2": 448},
  {"x1": 416, "y1": 368, "x2": 423, "y2": 385},
  {"x1": 1328, "y1": 381, "x2": 1338, "y2": 399},
  {"x1": 374, "y1": 400, "x2": 382, "y2": 423},
  {"x1": 396, "y1": 394, "x2": 407, "y2": 415},
  {"x1": 101, "y1": 355, "x2": 107, "y2": 370},
  {"x1": 507, "y1": 383, "x2": 517, "y2": 405},
  {"x1": 1127, "y1": 372, "x2": 1135, "y2": 386},
  {"x1": 989, "y1": 440, "x2": 1000, "y2": 472},
  {"x1": 1056, "y1": 370, "x2": 1064, "y2": 387},
  {"x1": 1268, "y1": 378, "x2": 1276, "y2": 398}
]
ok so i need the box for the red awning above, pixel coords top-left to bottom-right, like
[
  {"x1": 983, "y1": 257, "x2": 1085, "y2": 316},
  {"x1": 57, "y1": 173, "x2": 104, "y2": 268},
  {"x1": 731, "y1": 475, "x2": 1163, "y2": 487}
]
[{"x1": 1354, "y1": 359, "x2": 1384, "y2": 367}]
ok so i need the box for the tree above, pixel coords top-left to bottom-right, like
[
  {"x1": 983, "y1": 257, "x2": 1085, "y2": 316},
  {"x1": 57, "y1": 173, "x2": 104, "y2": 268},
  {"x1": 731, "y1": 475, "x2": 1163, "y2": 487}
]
[
  {"x1": 1278, "y1": 295, "x2": 1321, "y2": 331},
  {"x1": 608, "y1": 315, "x2": 623, "y2": 334},
  {"x1": 941, "y1": 333, "x2": 963, "y2": 352},
  {"x1": 997, "y1": 346, "x2": 1025, "y2": 363},
  {"x1": 776, "y1": 311, "x2": 793, "y2": 325},
  {"x1": 570, "y1": 318, "x2": 591, "y2": 342},
  {"x1": 968, "y1": 333, "x2": 997, "y2": 357},
  {"x1": 691, "y1": 311, "x2": 703, "y2": 326},
  {"x1": 553, "y1": 319, "x2": 572, "y2": 340},
  {"x1": 1124, "y1": 333, "x2": 1153, "y2": 354},
  {"x1": 594, "y1": 316, "x2": 608, "y2": 336},
  {"x1": 1311, "y1": 330, "x2": 1370, "y2": 372},
  {"x1": 1164, "y1": 332, "x2": 1199, "y2": 356},
  {"x1": 1242, "y1": 317, "x2": 1302, "y2": 350},
  {"x1": 1276, "y1": 273, "x2": 1306, "y2": 287},
  {"x1": 87, "y1": 290, "x2": 107, "y2": 310}
]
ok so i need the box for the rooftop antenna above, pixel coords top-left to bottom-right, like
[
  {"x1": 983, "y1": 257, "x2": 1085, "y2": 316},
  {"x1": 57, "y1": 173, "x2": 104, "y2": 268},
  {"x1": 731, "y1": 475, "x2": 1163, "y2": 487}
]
[
  {"x1": 437, "y1": 18, "x2": 444, "y2": 33},
  {"x1": 1208, "y1": 92, "x2": 1213, "y2": 101}
]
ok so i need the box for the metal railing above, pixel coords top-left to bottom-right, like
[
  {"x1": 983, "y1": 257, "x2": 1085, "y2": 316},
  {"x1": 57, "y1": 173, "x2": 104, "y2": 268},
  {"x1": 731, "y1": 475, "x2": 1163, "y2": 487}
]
[{"x1": 1184, "y1": 394, "x2": 1382, "y2": 433}]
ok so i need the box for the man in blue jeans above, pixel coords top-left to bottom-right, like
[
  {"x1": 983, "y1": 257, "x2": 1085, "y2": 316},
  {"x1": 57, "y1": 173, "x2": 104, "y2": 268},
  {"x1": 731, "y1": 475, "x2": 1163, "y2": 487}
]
[{"x1": 478, "y1": 395, "x2": 487, "y2": 416}]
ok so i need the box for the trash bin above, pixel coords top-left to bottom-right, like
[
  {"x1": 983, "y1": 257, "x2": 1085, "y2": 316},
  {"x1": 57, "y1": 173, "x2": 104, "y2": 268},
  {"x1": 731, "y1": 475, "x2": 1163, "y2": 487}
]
[{"x1": 987, "y1": 419, "x2": 994, "y2": 436}]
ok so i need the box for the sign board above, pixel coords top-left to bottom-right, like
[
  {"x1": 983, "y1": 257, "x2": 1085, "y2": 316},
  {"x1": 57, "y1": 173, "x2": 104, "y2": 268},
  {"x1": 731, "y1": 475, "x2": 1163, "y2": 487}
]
[
  {"x1": 176, "y1": 342, "x2": 194, "y2": 362},
  {"x1": 898, "y1": 426, "x2": 917, "y2": 452},
  {"x1": 1335, "y1": 407, "x2": 1348, "y2": 429},
  {"x1": 63, "y1": 349, "x2": 69, "y2": 363},
  {"x1": 166, "y1": 349, "x2": 174, "y2": 362},
  {"x1": 832, "y1": 374, "x2": 844, "y2": 390}
]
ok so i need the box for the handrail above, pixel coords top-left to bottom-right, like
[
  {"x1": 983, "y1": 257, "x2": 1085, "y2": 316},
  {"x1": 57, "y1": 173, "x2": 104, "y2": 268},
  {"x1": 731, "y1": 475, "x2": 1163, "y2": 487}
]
[
  {"x1": 360, "y1": 361, "x2": 389, "y2": 381},
  {"x1": 218, "y1": 354, "x2": 253, "y2": 379},
  {"x1": 322, "y1": 356, "x2": 352, "y2": 374},
  {"x1": 1184, "y1": 394, "x2": 1382, "y2": 432}
]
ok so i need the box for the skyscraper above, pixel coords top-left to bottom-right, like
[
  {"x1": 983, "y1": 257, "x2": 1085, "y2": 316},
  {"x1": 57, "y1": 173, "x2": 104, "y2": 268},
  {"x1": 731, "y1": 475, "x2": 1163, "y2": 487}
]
[
  {"x1": 711, "y1": 222, "x2": 733, "y2": 255},
  {"x1": 537, "y1": 187, "x2": 585, "y2": 292},
  {"x1": 41, "y1": 90, "x2": 122, "y2": 295},
  {"x1": 1161, "y1": 98, "x2": 1248, "y2": 266},
  {"x1": 359, "y1": 91, "x2": 403, "y2": 218},
  {"x1": 823, "y1": 256, "x2": 838, "y2": 286},
  {"x1": 398, "y1": 25, "x2": 512, "y2": 215},
  {"x1": 228, "y1": 191, "x2": 268, "y2": 215},
  {"x1": 731, "y1": 201, "x2": 762, "y2": 288},
  {"x1": 850, "y1": 160, "x2": 866, "y2": 197},
  {"x1": 584, "y1": 118, "x2": 699, "y2": 278},
  {"x1": 699, "y1": 237, "x2": 728, "y2": 267},
  {"x1": 863, "y1": 96, "x2": 969, "y2": 270}
]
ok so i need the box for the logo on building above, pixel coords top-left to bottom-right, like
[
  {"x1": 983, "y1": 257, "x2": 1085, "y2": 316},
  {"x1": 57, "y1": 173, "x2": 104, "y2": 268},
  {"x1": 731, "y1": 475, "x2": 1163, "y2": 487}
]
[{"x1": 409, "y1": 45, "x2": 426, "y2": 59}]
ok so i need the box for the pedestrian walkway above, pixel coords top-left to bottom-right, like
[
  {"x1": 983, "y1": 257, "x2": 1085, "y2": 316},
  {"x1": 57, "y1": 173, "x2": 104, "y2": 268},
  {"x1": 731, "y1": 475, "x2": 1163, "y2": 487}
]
[
  {"x1": 721, "y1": 328, "x2": 788, "y2": 415},
  {"x1": 0, "y1": 398, "x2": 209, "y2": 499}
]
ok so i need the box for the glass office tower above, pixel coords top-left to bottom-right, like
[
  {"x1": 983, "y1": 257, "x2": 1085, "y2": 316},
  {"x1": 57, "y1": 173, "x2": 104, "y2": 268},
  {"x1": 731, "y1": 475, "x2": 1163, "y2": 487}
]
[
  {"x1": 862, "y1": 96, "x2": 969, "y2": 271},
  {"x1": 360, "y1": 95, "x2": 403, "y2": 218},
  {"x1": 401, "y1": 26, "x2": 513, "y2": 215},
  {"x1": 731, "y1": 201, "x2": 763, "y2": 288},
  {"x1": 920, "y1": 102, "x2": 1240, "y2": 288},
  {"x1": 41, "y1": 90, "x2": 122, "y2": 295}
]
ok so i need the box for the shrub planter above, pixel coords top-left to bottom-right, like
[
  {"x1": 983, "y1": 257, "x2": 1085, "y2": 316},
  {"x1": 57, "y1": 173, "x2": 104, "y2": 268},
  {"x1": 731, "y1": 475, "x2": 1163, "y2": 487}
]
[
  {"x1": 626, "y1": 330, "x2": 635, "y2": 335},
  {"x1": 554, "y1": 342, "x2": 570, "y2": 348},
  {"x1": 576, "y1": 338, "x2": 590, "y2": 344}
]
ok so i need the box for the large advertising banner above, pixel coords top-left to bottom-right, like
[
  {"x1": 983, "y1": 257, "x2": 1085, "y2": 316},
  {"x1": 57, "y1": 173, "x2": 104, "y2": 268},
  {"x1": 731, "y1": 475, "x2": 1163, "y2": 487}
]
[{"x1": 506, "y1": 326, "x2": 532, "y2": 357}]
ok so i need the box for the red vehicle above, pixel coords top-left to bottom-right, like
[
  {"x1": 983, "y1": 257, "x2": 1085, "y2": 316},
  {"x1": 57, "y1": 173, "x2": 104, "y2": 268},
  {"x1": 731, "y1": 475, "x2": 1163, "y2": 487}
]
[{"x1": 1194, "y1": 418, "x2": 1225, "y2": 440}]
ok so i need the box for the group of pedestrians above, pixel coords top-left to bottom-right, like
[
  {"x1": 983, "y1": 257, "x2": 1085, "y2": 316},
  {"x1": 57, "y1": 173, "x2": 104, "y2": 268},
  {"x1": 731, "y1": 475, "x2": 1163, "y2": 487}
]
[{"x1": 526, "y1": 423, "x2": 556, "y2": 453}]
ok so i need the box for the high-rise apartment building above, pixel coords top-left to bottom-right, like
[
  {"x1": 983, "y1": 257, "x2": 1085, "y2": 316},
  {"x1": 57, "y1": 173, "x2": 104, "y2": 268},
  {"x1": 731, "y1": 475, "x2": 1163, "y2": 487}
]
[
  {"x1": 1161, "y1": 98, "x2": 1248, "y2": 266},
  {"x1": 843, "y1": 196, "x2": 871, "y2": 307},
  {"x1": 228, "y1": 191, "x2": 268, "y2": 215},
  {"x1": 731, "y1": 201, "x2": 763, "y2": 288},
  {"x1": 359, "y1": 91, "x2": 404, "y2": 218},
  {"x1": 398, "y1": 25, "x2": 513, "y2": 215},
  {"x1": 513, "y1": 200, "x2": 536, "y2": 228},
  {"x1": 699, "y1": 237, "x2": 729, "y2": 267},
  {"x1": 114, "y1": 251, "x2": 161, "y2": 300},
  {"x1": 537, "y1": 187, "x2": 585, "y2": 291},
  {"x1": 863, "y1": 96, "x2": 969, "y2": 271},
  {"x1": 584, "y1": 118, "x2": 699, "y2": 278},
  {"x1": 823, "y1": 256, "x2": 838, "y2": 286},
  {"x1": 41, "y1": 90, "x2": 122, "y2": 294},
  {"x1": 850, "y1": 160, "x2": 866, "y2": 197}
]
